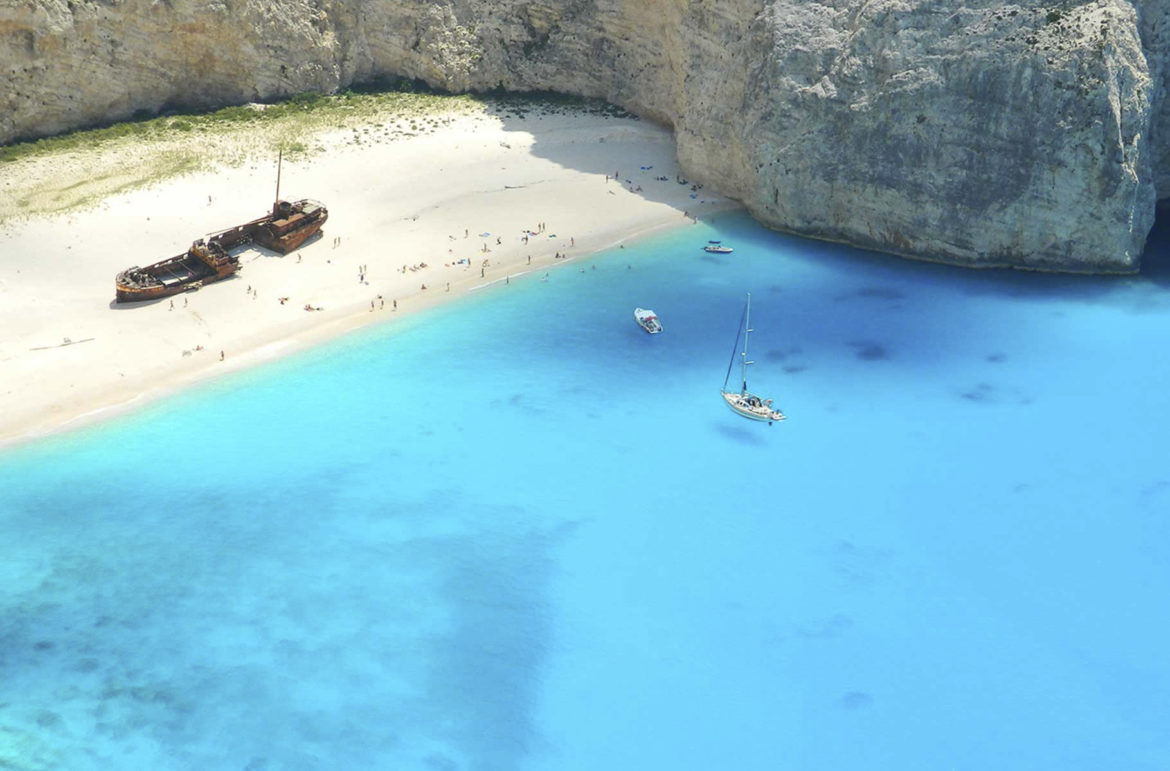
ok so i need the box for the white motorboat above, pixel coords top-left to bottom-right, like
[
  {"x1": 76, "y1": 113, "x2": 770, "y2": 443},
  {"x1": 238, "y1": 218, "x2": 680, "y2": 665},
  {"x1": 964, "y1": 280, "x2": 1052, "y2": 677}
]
[
  {"x1": 634, "y1": 307, "x2": 663, "y2": 334},
  {"x1": 720, "y1": 293, "x2": 785, "y2": 424},
  {"x1": 704, "y1": 240, "x2": 733, "y2": 254}
]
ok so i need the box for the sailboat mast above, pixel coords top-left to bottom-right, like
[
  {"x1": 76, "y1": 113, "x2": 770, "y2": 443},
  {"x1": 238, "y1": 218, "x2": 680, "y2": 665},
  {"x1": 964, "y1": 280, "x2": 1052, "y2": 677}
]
[{"x1": 741, "y1": 292, "x2": 752, "y2": 394}]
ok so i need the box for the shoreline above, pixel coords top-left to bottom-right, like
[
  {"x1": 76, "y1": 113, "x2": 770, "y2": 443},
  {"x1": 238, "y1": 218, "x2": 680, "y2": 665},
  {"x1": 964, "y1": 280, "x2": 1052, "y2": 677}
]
[{"x1": 0, "y1": 103, "x2": 737, "y2": 451}]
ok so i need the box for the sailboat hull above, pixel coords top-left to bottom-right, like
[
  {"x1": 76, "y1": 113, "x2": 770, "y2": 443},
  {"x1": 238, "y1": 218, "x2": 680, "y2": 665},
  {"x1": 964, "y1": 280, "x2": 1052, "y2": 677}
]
[
  {"x1": 721, "y1": 390, "x2": 786, "y2": 423},
  {"x1": 721, "y1": 293, "x2": 786, "y2": 424}
]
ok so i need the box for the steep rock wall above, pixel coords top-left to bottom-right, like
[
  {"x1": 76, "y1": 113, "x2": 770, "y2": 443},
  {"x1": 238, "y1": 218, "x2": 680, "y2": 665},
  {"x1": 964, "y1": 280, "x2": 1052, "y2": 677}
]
[{"x1": 0, "y1": 0, "x2": 1163, "y2": 272}]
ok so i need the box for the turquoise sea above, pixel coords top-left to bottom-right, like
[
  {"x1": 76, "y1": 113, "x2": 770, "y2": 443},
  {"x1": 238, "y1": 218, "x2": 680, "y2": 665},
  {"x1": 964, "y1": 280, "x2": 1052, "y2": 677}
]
[{"x1": 2, "y1": 209, "x2": 1169, "y2": 769}]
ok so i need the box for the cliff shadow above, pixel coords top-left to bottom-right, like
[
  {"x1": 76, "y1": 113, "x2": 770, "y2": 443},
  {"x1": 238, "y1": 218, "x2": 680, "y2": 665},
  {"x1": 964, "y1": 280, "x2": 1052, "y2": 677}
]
[
  {"x1": 477, "y1": 94, "x2": 722, "y2": 221},
  {"x1": 1140, "y1": 201, "x2": 1170, "y2": 288},
  {"x1": 479, "y1": 94, "x2": 1166, "y2": 312}
]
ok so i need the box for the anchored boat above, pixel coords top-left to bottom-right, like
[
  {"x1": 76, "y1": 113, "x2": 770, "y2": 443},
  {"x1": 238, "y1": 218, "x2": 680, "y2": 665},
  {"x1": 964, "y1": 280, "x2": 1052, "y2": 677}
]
[
  {"x1": 634, "y1": 307, "x2": 663, "y2": 334},
  {"x1": 720, "y1": 292, "x2": 786, "y2": 424}
]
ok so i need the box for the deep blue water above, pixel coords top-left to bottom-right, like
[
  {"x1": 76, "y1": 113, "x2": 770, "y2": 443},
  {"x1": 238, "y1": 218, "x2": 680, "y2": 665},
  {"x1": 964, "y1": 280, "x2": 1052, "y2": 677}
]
[{"x1": 2, "y1": 210, "x2": 1169, "y2": 770}]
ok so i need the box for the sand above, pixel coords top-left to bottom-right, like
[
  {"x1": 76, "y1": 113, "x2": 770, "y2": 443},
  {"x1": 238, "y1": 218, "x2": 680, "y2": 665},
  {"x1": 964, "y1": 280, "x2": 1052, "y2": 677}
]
[{"x1": 0, "y1": 104, "x2": 734, "y2": 449}]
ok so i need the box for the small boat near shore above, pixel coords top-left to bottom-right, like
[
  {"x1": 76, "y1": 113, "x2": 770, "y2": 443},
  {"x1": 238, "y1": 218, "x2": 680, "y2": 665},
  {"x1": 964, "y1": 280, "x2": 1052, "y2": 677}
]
[
  {"x1": 634, "y1": 307, "x2": 663, "y2": 334},
  {"x1": 704, "y1": 240, "x2": 733, "y2": 254},
  {"x1": 720, "y1": 292, "x2": 785, "y2": 424}
]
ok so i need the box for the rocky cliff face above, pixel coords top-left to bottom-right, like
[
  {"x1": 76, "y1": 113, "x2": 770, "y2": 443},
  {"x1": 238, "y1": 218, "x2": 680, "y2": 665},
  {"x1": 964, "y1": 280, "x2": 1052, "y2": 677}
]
[{"x1": 2, "y1": 0, "x2": 1164, "y2": 272}]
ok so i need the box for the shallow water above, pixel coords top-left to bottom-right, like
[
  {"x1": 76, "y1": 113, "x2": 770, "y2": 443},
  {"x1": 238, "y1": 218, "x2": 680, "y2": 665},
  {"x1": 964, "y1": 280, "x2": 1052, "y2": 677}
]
[{"x1": 2, "y1": 211, "x2": 1169, "y2": 770}]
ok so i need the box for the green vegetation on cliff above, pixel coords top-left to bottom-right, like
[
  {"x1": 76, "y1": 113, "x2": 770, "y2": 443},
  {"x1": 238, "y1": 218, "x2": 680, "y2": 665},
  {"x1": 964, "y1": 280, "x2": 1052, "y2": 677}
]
[
  {"x1": 0, "y1": 87, "x2": 626, "y2": 224},
  {"x1": 0, "y1": 89, "x2": 472, "y2": 166}
]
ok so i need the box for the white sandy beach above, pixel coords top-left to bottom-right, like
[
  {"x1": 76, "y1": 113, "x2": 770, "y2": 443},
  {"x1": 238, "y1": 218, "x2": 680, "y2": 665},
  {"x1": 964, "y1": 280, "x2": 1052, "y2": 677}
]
[{"x1": 0, "y1": 105, "x2": 734, "y2": 448}]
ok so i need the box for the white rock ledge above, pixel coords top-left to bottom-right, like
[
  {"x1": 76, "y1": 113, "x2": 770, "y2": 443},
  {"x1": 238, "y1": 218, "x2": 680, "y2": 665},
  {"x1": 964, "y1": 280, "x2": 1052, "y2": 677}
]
[{"x1": 2, "y1": 0, "x2": 1166, "y2": 273}]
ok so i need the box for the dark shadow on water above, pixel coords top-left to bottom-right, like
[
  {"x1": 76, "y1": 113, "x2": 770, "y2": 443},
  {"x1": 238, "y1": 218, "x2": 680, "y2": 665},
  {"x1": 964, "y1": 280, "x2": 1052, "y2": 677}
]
[
  {"x1": 960, "y1": 383, "x2": 996, "y2": 403},
  {"x1": 764, "y1": 347, "x2": 801, "y2": 362},
  {"x1": 491, "y1": 93, "x2": 1170, "y2": 310},
  {"x1": 957, "y1": 381, "x2": 1033, "y2": 406},
  {"x1": 833, "y1": 286, "x2": 905, "y2": 302},
  {"x1": 424, "y1": 514, "x2": 567, "y2": 768},
  {"x1": 797, "y1": 229, "x2": 1133, "y2": 305},
  {"x1": 495, "y1": 392, "x2": 547, "y2": 416},
  {"x1": 1140, "y1": 202, "x2": 1170, "y2": 287},
  {"x1": 713, "y1": 423, "x2": 770, "y2": 445},
  {"x1": 848, "y1": 341, "x2": 889, "y2": 361},
  {"x1": 467, "y1": 96, "x2": 1170, "y2": 380},
  {"x1": 840, "y1": 691, "x2": 874, "y2": 710}
]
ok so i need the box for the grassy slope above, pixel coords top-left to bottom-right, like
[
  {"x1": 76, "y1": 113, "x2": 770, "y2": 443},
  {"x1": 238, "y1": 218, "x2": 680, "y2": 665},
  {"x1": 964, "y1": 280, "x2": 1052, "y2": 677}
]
[
  {"x1": 0, "y1": 89, "x2": 635, "y2": 226},
  {"x1": 0, "y1": 90, "x2": 484, "y2": 225}
]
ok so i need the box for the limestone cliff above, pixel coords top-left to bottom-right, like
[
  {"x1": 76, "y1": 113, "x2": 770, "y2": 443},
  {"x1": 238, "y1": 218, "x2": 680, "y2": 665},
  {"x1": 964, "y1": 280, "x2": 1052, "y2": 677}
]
[{"x1": 1, "y1": 0, "x2": 1164, "y2": 272}]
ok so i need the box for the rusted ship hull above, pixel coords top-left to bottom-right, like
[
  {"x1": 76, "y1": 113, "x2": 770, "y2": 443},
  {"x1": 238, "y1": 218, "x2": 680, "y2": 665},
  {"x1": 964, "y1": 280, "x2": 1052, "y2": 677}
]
[
  {"x1": 115, "y1": 240, "x2": 241, "y2": 304},
  {"x1": 113, "y1": 164, "x2": 327, "y2": 302},
  {"x1": 219, "y1": 198, "x2": 328, "y2": 255},
  {"x1": 252, "y1": 199, "x2": 328, "y2": 253}
]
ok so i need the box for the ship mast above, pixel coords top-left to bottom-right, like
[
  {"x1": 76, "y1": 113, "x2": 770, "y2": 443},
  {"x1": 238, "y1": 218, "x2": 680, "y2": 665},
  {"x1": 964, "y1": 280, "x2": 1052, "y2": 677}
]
[
  {"x1": 273, "y1": 149, "x2": 283, "y2": 216},
  {"x1": 741, "y1": 292, "x2": 754, "y2": 394}
]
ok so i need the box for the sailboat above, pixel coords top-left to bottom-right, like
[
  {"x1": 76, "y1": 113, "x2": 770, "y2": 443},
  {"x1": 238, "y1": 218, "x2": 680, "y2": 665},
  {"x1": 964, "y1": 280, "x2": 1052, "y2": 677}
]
[{"x1": 720, "y1": 293, "x2": 786, "y2": 424}]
